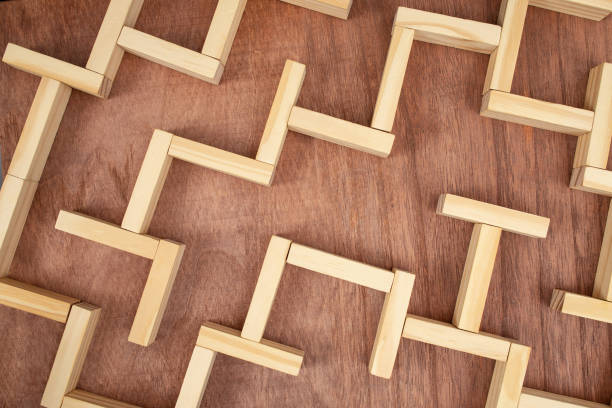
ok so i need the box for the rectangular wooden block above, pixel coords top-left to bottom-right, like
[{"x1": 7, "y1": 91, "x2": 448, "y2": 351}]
[
  {"x1": 175, "y1": 346, "x2": 217, "y2": 408},
  {"x1": 62, "y1": 389, "x2": 140, "y2": 408},
  {"x1": 280, "y1": 0, "x2": 353, "y2": 19},
  {"x1": 519, "y1": 387, "x2": 610, "y2": 408},
  {"x1": 117, "y1": 27, "x2": 224, "y2": 85},
  {"x1": 437, "y1": 194, "x2": 550, "y2": 238},
  {"x1": 201, "y1": 0, "x2": 247, "y2": 65},
  {"x1": 2, "y1": 43, "x2": 110, "y2": 98},
  {"x1": 551, "y1": 290, "x2": 612, "y2": 324},
  {"x1": 55, "y1": 210, "x2": 160, "y2": 259},
  {"x1": 393, "y1": 7, "x2": 501, "y2": 54},
  {"x1": 570, "y1": 166, "x2": 612, "y2": 197},
  {"x1": 594, "y1": 202, "x2": 612, "y2": 301},
  {"x1": 196, "y1": 322, "x2": 304, "y2": 376},
  {"x1": 168, "y1": 135, "x2": 274, "y2": 186},
  {"x1": 287, "y1": 106, "x2": 395, "y2": 157},
  {"x1": 481, "y1": 90, "x2": 594, "y2": 136},
  {"x1": 369, "y1": 269, "x2": 415, "y2": 379},
  {"x1": 486, "y1": 343, "x2": 531, "y2": 408},
  {"x1": 529, "y1": 0, "x2": 612, "y2": 21},
  {"x1": 121, "y1": 129, "x2": 173, "y2": 234}
]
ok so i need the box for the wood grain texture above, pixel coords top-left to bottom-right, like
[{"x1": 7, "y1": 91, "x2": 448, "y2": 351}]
[
  {"x1": 550, "y1": 290, "x2": 612, "y2": 324},
  {"x1": 62, "y1": 389, "x2": 141, "y2": 408},
  {"x1": 175, "y1": 346, "x2": 216, "y2": 408},
  {"x1": 528, "y1": 0, "x2": 612, "y2": 21},
  {"x1": 280, "y1": 0, "x2": 353, "y2": 19},
  {"x1": 519, "y1": 387, "x2": 610, "y2": 408},
  {"x1": 201, "y1": 0, "x2": 248, "y2": 65},
  {"x1": 594, "y1": 202, "x2": 612, "y2": 301},
  {"x1": 570, "y1": 166, "x2": 612, "y2": 197},
  {"x1": 486, "y1": 343, "x2": 531, "y2": 408}
]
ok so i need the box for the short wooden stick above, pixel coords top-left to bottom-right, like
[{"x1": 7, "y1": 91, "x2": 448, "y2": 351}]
[
  {"x1": 570, "y1": 166, "x2": 612, "y2": 197},
  {"x1": 551, "y1": 290, "x2": 612, "y2": 324},
  {"x1": 519, "y1": 387, "x2": 610, "y2": 408},
  {"x1": 594, "y1": 202, "x2": 612, "y2": 301},
  {"x1": 62, "y1": 389, "x2": 141, "y2": 408},
  {"x1": 175, "y1": 346, "x2": 217, "y2": 408},
  {"x1": 202, "y1": 0, "x2": 248, "y2": 65},
  {"x1": 486, "y1": 343, "x2": 531, "y2": 408},
  {"x1": 528, "y1": 0, "x2": 612, "y2": 21},
  {"x1": 280, "y1": 0, "x2": 353, "y2": 19}
]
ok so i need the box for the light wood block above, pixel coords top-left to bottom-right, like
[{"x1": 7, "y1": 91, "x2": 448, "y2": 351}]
[
  {"x1": 287, "y1": 106, "x2": 395, "y2": 157},
  {"x1": 121, "y1": 129, "x2": 173, "y2": 234},
  {"x1": 570, "y1": 166, "x2": 612, "y2": 197},
  {"x1": 41, "y1": 303, "x2": 101, "y2": 408},
  {"x1": 529, "y1": 0, "x2": 612, "y2": 21},
  {"x1": 175, "y1": 346, "x2": 216, "y2": 408},
  {"x1": 2, "y1": 43, "x2": 110, "y2": 98},
  {"x1": 55, "y1": 210, "x2": 160, "y2": 259},
  {"x1": 551, "y1": 290, "x2": 612, "y2": 324},
  {"x1": 241, "y1": 236, "x2": 291, "y2": 342},
  {"x1": 486, "y1": 343, "x2": 531, "y2": 408},
  {"x1": 481, "y1": 90, "x2": 594, "y2": 136},
  {"x1": 437, "y1": 194, "x2": 550, "y2": 238},
  {"x1": 201, "y1": 0, "x2": 247, "y2": 65},
  {"x1": 62, "y1": 389, "x2": 140, "y2": 408},
  {"x1": 286, "y1": 243, "x2": 395, "y2": 292},
  {"x1": 402, "y1": 314, "x2": 512, "y2": 361},
  {"x1": 594, "y1": 202, "x2": 612, "y2": 301},
  {"x1": 519, "y1": 387, "x2": 610, "y2": 408},
  {"x1": 196, "y1": 322, "x2": 304, "y2": 376},
  {"x1": 369, "y1": 269, "x2": 415, "y2": 379},
  {"x1": 7, "y1": 77, "x2": 71, "y2": 181},
  {"x1": 393, "y1": 7, "x2": 501, "y2": 54},
  {"x1": 168, "y1": 135, "x2": 274, "y2": 186},
  {"x1": 280, "y1": 0, "x2": 353, "y2": 19},
  {"x1": 116, "y1": 27, "x2": 224, "y2": 85},
  {"x1": 256, "y1": 60, "x2": 306, "y2": 167},
  {"x1": 371, "y1": 27, "x2": 414, "y2": 133},
  {"x1": 128, "y1": 240, "x2": 185, "y2": 346},
  {"x1": 453, "y1": 224, "x2": 502, "y2": 333}
]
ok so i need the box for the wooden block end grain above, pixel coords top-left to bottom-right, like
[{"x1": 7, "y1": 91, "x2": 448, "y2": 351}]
[
  {"x1": 570, "y1": 166, "x2": 612, "y2": 197},
  {"x1": 550, "y1": 290, "x2": 612, "y2": 324},
  {"x1": 486, "y1": 343, "x2": 531, "y2": 408},
  {"x1": 61, "y1": 389, "x2": 141, "y2": 408},
  {"x1": 201, "y1": 0, "x2": 248, "y2": 65},
  {"x1": 175, "y1": 346, "x2": 217, "y2": 408}
]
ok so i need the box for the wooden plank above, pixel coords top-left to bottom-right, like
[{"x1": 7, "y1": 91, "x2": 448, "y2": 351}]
[
  {"x1": 371, "y1": 27, "x2": 414, "y2": 133},
  {"x1": 241, "y1": 236, "x2": 291, "y2": 342},
  {"x1": 55, "y1": 210, "x2": 160, "y2": 259},
  {"x1": 61, "y1": 389, "x2": 140, "y2": 408},
  {"x1": 286, "y1": 243, "x2": 395, "y2": 292},
  {"x1": 2, "y1": 43, "x2": 110, "y2": 98},
  {"x1": 196, "y1": 322, "x2": 304, "y2": 376},
  {"x1": 594, "y1": 202, "x2": 612, "y2": 301},
  {"x1": 255, "y1": 60, "x2": 306, "y2": 167},
  {"x1": 453, "y1": 224, "x2": 502, "y2": 333},
  {"x1": 369, "y1": 270, "x2": 415, "y2": 379},
  {"x1": 486, "y1": 343, "x2": 531, "y2": 408},
  {"x1": 168, "y1": 135, "x2": 274, "y2": 186},
  {"x1": 128, "y1": 240, "x2": 185, "y2": 346},
  {"x1": 175, "y1": 346, "x2": 217, "y2": 408},
  {"x1": 280, "y1": 0, "x2": 353, "y2": 19},
  {"x1": 287, "y1": 107, "x2": 395, "y2": 157},
  {"x1": 402, "y1": 314, "x2": 512, "y2": 361},
  {"x1": 519, "y1": 387, "x2": 609, "y2": 408},
  {"x1": 437, "y1": 194, "x2": 550, "y2": 238},
  {"x1": 121, "y1": 129, "x2": 174, "y2": 234},
  {"x1": 393, "y1": 7, "x2": 501, "y2": 54},
  {"x1": 481, "y1": 90, "x2": 594, "y2": 136},
  {"x1": 529, "y1": 0, "x2": 612, "y2": 21},
  {"x1": 201, "y1": 0, "x2": 247, "y2": 65},
  {"x1": 570, "y1": 166, "x2": 612, "y2": 197},
  {"x1": 116, "y1": 27, "x2": 224, "y2": 85},
  {"x1": 550, "y1": 290, "x2": 612, "y2": 324},
  {"x1": 41, "y1": 303, "x2": 101, "y2": 408}
]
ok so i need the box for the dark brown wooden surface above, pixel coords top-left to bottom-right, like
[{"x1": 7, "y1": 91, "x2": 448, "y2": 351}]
[{"x1": 1, "y1": 0, "x2": 611, "y2": 407}]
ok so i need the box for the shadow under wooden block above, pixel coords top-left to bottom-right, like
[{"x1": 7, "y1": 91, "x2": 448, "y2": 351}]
[
  {"x1": 61, "y1": 389, "x2": 141, "y2": 408},
  {"x1": 529, "y1": 0, "x2": 612, "y2": 21},
  {"x1": 551, "y1": 290, "x2": 612, "y2": 324},
  {"x1": 486, "y1": 343, "x2": 531, "y2": 408},
  {"x1": 280, "y1": 0, "x2": 353, "y2": 19},
  {"x1": 571, "y1": 166, "x2": 612, "y2": 196},
  {"x1": 519, "y1": 387, "x2": 610, "y2": 408}
]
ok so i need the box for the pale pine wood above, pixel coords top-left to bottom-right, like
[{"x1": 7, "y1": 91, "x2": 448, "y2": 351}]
[
  {"x1": 62, "y1": 389, "x2": 140, "y2": 408},
  {"x1": 402, "y1": 314, "x2": 512, "y2": 361},
  {"x1": 286, "y1": 243, "x2": 395, "y2": 292},
  {"x1": 453, "y1": 224, "x2": 502, "y2": 333},
  {"x1": 371, "y1": 27, "x2": 414, "y2": 133},
  {"x1": 241, "y1": 236, "x2": 291, "y2": 342},
  {"x1": 128, "y1": 240, "x2": 185, "y2": 346},
  {"x1": 196, "y1": 322, "x2": 304, "y2": 376},
  {"x1": 175, "y1": 346, "x2": 216, "y2": 408},
  {"x1": 121, "y1": 130, "x2": 174, "y2": 234},
  {"x1": 437, "y1": 194, "x2": 550, "y2": 238},
  {"x1": 519, "y1": 387, "x2": 609, "y2": 408},
  {"x1": 201, "y1": 0, "x2": 247, "y2": 65},
  {"x1": 529, "y1": 0, "x2": 612, "y2": 21},
  {"x1": 280, "y1": 0, "x2": 353, "y2": 19},
  {"x1": 41, "y1": 303, "x2": 101, "y2": 408},
  {"x1": 255, "y1": 60, "x2": 306, "y2": 167},
  {"x1": 393, "y1": 7, "x2": 501, "y2": 54},
  {"x1": 486, "y1": 343, "x2": 531, "y2": 408},
  {"x1": 550, "y1": 290, "x2": 612, "y2": 324},
  {"x1": 168, "y1": 135, "x2": 274, "y2": 186},
  {"x1": 594, "y1": 202, "x2": 612, "y2": 301},
  {"x1": 369, "y1": 269, "x2": 415, "y2": 379},
  {"x1": 570, "y1": 166, "x2": 612, "y2": 197},
  {"x1": 55, "y1": 210, "x2": 160, "y2": 259},
  {"x1": 116, "y1": 27, "x2": 224, "y2": 85},
  {"x1": 287, "y1": 106, "x2": 395, "y2": 157},
  {"x1": 2, "y1": 43, "x2": 110, "y2": 98}
]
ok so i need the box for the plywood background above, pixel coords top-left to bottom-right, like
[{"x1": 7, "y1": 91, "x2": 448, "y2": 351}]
[{"x1": 1, "y1": 0, "x2": 611, "y2": 407}]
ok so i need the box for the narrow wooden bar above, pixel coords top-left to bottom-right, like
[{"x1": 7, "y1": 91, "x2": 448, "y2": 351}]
[
  {"x1": 280, "y1": 0, "x2": 353, "y2": 19},
  {"x1": 550, "y1": 290, "x2": 612, "y2": 324},
  {"x1": 486, "y1": 343, "x2": 531, "y2": 408},
  {"x1": 594, "y1": 202, "x2": 612, "y2": 301},
  {"x1": 519, "y1": 387, "x2": 610, "y2": 408},
  {"x1": 61, "y1": 389, "x2": 140, "y2": 408},
  {"x1": 175, "y1": 346, "x2": 217, "y2": 408},
  {"x1": 570, "y1": 166, "x2": 612, "y2": 197},
  {"x1": 201, "y1": 0, "x2": 247, "y2": 65},
  {"x1": 529, "y1": 0, "x2": 612, "y2": 21}
]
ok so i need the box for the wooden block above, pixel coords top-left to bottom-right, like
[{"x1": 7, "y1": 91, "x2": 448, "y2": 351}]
[
  {"x1": 168, "y1": 135, "x2": 274, "y2": 186},
  {"x1": 2, "y1": 43, "x2": 110, "y2": 98},
  {"x1": 570, "y1": 166, "x2": 612, "y2": 197},
  {"x1": 402, "y1": 314, "x2": 512, "y2": 361},
  {"x1": 196, "y1": 322, "x2": 304, "y2": 376},
  {"x1": 528, "y1": 0, "x2": 612, "y2": 21},
  {"x1": 287, "y1": 107, "x2": 395, "y2": 157},
  {"x1": 7, "y1": 77, "x2": 71, "y2": 181},
  {"x1": 0, "y1": 175, "x2": 38, "y2": 276},
  {"x1": 551, "y1": 290, "x2": 612, "y2": 324},
  {"x1": 453, "y1": 224, "x2": 502, "y2": 333},
  {"x1": 519, "y1": 387, "x2": 610, "y2": 408},
  {"x1": 481, "y1": 90, "x2": 594, "y2": 136},
  {"x1": 369, "y1": 269, "x2": 415, "y2": 379},
  {"x1": 175, "y1": 346, "x2": 217, "y2": 408},
  {"x1": 371, "y1": 27, "x2": 414, "y2": 133},
  {"x1": 437, "y1": 194, "x2": 550, "y2": 238},
  {"x1": 121, "y1": 130, "x2": 173, "y2": 234},
  {"x1": 0, "y1": 277, "x2": 78, "y2": 323},
  {"x1": 486, "y1": 343, "x2": 531, "y2": 408},
  {"x1": 201, "y1": 0, "x2": 247, "y2": 65},
  {"x1": 41, "y1": 303, "x2": 101, "y2": 408},
  {"x1": 116, "y1": 27, "x2": 224, "y2": 85},
  {"x1": 483, "y1": 0, "x2": 529, "y2": 93},
  {"x1": 86, "y1": 0, "x2": 145, "y2": 81},
  {"x1": 241, "y1": 236, "x2": 292, "y2": 342},
  {"x1": 393, "y1": 7, "x2": 501, "y2": 54},
  {"x1": 55, "y1": 210, "x2": 160, "y2": 259},
  {"x1": 286, "y1": 243, "x2": 394, "y2": 292},
  {"x1": 255, "y1": 60, "x2": 306, "y2": 167},
  {"x1": 280, "y1": 0, "x2": 353, "y2": 19},
  {"x1": 62, "y1": 389, "x2": 140, "y2": 408},
  {"x1": 594, "y1": 202, "x2": 612, "y2": 301},
  {"x1": 128, "y1": 240, "x2": 185, "y2": 346}
]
